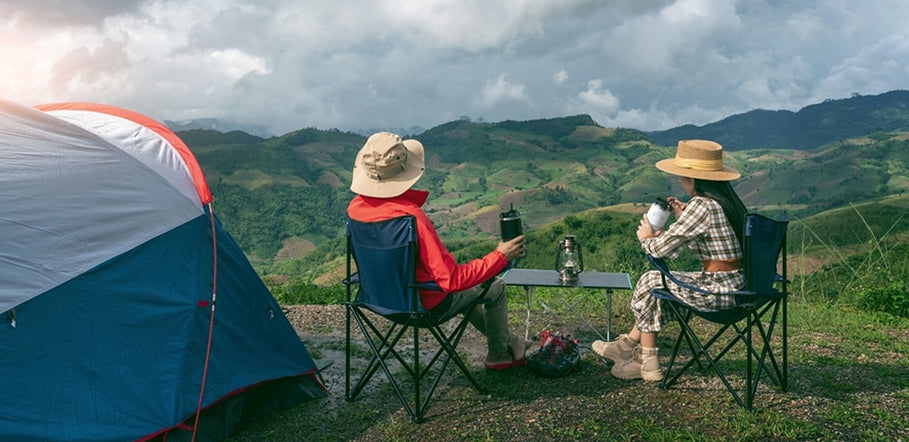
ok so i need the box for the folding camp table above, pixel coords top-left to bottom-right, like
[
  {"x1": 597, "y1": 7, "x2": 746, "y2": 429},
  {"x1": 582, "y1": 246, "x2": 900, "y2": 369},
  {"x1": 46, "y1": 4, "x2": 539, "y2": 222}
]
[{"x1": 503, "y1": 269, "x2": 632, "y2": 342}]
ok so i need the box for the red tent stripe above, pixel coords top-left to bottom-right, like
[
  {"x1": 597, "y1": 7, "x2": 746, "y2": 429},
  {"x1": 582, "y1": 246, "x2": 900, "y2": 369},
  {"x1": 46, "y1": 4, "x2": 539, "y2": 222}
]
[{"x1": 33, "y1": 102, "x2": 213, "y2": 204}]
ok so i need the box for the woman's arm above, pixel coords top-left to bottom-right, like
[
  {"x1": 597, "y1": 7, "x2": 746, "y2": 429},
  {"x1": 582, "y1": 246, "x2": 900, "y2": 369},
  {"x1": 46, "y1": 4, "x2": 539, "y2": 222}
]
[{"x1": 640, "y1": 197, "x2": 710, "y2": 259}]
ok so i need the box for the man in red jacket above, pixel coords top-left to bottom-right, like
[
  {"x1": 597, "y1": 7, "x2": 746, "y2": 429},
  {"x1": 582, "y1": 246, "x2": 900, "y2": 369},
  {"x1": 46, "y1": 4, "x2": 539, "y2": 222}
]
[{"x1": 348, "y1": 132, "x2": 528, "y2": 369}]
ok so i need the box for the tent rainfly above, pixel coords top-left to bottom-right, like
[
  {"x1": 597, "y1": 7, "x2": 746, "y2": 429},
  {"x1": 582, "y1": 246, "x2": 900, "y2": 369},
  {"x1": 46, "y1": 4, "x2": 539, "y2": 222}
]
[{"x1": 0, "y1": 99, "x2": 327, "y2": 442}]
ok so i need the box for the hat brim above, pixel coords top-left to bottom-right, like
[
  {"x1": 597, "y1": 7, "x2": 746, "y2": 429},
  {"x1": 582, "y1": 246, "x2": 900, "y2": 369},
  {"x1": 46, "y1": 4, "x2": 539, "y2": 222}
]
[
  {"x1": 350, "y1": 139, "x2": 425, "y2": 198},
  {"x1": 655, "y1": 158, "x2": 741, "y2": 181}
]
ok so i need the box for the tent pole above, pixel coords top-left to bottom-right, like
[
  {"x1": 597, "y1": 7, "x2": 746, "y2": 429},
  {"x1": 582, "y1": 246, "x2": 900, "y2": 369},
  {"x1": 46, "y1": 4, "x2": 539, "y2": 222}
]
[{"x1": 192, "y1": 203, "x2": 219, "y2": 441}]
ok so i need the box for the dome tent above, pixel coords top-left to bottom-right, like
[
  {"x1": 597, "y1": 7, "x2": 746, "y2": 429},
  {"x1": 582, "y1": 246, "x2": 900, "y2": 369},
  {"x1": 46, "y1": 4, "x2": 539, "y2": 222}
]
[{"x1": 0, "y1": 99, "x2": 326, "y2": 441}]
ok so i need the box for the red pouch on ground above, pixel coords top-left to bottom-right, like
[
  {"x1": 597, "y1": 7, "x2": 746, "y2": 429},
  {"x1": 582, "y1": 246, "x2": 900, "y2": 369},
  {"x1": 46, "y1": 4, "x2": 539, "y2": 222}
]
[{"x1": 526, "y1": 330, "x2": 581, "y2": 377}]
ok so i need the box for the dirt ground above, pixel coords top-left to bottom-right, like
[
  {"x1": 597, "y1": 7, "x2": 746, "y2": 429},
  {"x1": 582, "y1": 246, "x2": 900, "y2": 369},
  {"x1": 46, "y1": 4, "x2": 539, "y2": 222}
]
[
  {"x1": 269, "y1": 304, "x2": 909, "y2": 441},
  {"x1": 281, "y1": 302, "x2": 613, "y2": 411},
  {"x1": 284, "y1": 304, "x2": 519, "y2": 398}
]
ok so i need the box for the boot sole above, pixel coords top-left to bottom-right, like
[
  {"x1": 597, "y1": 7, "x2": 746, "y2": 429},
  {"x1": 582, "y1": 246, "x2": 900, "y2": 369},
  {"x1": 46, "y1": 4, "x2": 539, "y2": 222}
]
[
  {"x1": 591, "y1": 343, "x2": 634, "y2": 365},
  {"x1": 591, "y1": 339, "x2": 637, "y2": 365},
  {"x1": 610, "y1": 365, "x2": 665, "y2": 381},
  {"x1": 592, "y1": 349, "x2": 630, "y2": 365}
]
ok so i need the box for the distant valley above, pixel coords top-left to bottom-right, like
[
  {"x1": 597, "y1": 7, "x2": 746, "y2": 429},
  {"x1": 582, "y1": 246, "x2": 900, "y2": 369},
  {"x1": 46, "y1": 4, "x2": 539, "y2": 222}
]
[{"x1": 178, "y1": 90, "x2": 909, "y2": 282}]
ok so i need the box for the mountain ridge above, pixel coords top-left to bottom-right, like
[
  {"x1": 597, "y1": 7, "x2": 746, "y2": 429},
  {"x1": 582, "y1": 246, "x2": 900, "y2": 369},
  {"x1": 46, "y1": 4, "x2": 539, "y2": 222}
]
[
  {"x1": 646, "y1": 90, "x2": 909, "y2": 150},
  {"x1": 173, "y1": 90, "x2": 909, "y2": 151},
  {"x1": 178, "y1": 91, "x2": 909, "y2": 271}
]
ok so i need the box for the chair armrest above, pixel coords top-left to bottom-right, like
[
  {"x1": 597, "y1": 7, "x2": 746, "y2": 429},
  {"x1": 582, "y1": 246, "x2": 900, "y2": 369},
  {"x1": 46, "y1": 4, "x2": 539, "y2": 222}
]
[
  {"x1": 416, "y1": 277, "x2": 494, "y2": 297},
  {"x1": 648, "y1": 255, "x2": 785, "y2": 308},
  {"x1": 417, "y1": 277, "x2": 495, "y2": 304},
  {"x1": 343, "y1": 272, "x2": 360, "y2": 285},
  {"x1": 416, "y1": 281, "x2": 443, "y2": 292},
  {"x1": 647, "y1": 255, "x2": 716, "y2": 296}
]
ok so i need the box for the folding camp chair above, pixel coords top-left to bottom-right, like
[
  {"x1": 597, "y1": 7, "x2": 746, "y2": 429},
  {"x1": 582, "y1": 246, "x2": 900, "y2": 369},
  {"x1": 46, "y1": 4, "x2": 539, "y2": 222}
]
[
  {"x1": 649, "y1": 213, "x2": 789, "y2": 409},
  {"x1": 343, "y1": 215, "x2": 490, "y2": 422}
]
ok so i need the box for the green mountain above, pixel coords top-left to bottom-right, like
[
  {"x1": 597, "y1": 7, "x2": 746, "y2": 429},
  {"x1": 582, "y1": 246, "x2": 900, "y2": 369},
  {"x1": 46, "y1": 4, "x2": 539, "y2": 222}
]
[
  {"x1": 180, "y1": 93, "x2": 909, "y2": 287},
  {"x1": 647, "y1": 90, "x2": 909, "y2": 150}
]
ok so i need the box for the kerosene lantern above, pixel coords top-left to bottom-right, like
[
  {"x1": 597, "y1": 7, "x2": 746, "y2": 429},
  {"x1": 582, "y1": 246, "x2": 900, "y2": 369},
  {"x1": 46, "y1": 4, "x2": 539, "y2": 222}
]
[{"x1": 554, "y1": 234, "x2": 583, "y2": 285}]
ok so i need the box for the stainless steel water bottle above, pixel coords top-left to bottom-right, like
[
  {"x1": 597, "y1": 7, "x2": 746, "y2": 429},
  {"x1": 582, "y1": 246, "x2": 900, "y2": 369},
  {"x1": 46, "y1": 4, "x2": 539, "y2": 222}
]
[{"x1": 646, "y1": 197, "x2": 671, "y2": 230}]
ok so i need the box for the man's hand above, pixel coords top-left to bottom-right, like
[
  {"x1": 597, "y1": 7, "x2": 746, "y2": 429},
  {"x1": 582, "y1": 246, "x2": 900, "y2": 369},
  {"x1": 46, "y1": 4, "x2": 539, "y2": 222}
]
[{"x1": 497, "y1": 235, "x2": 526, "y2": 261}]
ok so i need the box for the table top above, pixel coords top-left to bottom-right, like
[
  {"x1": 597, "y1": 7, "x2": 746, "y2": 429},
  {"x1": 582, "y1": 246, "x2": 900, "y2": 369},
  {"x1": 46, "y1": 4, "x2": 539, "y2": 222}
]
[{"x1": 503, "y1": 268, "x2": 632, "y2": 290}]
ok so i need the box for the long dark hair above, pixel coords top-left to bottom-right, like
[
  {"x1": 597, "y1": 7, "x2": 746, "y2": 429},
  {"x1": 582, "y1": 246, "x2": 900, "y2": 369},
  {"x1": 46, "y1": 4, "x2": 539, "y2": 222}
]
[{"x1": 694, "y1": 179, "x2": 747, "y2": 247}]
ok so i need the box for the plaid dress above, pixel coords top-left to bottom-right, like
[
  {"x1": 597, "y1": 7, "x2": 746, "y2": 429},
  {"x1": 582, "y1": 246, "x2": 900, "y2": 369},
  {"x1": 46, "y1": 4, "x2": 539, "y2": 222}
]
[{"x1": 632, "y1": 196, "x2": 744, "y2": 333}]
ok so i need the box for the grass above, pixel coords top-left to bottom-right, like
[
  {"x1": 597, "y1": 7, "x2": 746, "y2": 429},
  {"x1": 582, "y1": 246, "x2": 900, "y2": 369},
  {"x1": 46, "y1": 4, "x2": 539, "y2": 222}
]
[
  {"x1": 226, "y1": 290, "x2": 909, "y2": 441},
  {"x1": 230, "y1": 204, "x2": 908, "y2": 441}
]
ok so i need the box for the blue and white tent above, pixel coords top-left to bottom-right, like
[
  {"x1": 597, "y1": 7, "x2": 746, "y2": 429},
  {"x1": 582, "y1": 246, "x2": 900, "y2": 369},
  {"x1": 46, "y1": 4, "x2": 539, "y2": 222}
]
[{"x1": 0, "y1": 99, "x2": 326, "y2": 441}]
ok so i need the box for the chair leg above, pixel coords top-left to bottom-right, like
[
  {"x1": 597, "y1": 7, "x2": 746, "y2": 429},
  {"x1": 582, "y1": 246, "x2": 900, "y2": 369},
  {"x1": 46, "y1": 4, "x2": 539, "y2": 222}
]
[
  {"x1": 413, "y1": 304, "x2": 488, "y2": 420},
  {"x1": 782, "y1": 297, "x2": 789, "y2": 391},
  {"x1": 345, "y1": 303, "x2": 352, "y2": 400},
  {"x1": 421, "y1": 305, "x2": 486, "y2": 392},
  {"x1": 412, "y1": 319, "x2": 423, "y2": 422},
  {"x1": 746, "y1": 312, "x2": 753, "y2": 409},
  {"x1": 747, "y1": 300, "x2": 787, "y2": 404},
  {"x1": 662, "y1": 305, "x2": 714, "y2": 389},
  {"x1": 660, "y1": 306, "x2": 687, "y2": 389},
  {"x1": 350, "y1": 306, "x2": 408, "y2": 400},
  {"x1": 346, "y1": 306, "x2": 487, "y2": 423},
  {"x1": 430, "y1": 313, "x2": 487, "y2": 393},
  {"x1": 660, "y1": 303, "x2": 753, "y2": 409},
  {"x1": 348, "y1": 308, "x2": 423, "y2": 420}
]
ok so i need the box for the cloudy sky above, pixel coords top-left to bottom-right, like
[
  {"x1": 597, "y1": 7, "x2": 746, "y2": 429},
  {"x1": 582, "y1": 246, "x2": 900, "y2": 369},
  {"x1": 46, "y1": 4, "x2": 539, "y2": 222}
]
[{"x1": 2, "y1": 0, "x2": 908, "y2": 136}]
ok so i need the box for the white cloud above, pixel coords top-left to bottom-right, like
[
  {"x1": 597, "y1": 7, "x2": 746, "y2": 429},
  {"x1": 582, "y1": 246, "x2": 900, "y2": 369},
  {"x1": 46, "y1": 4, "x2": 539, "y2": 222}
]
[
  {"x1": 208, "y1": 49, "x2": 271, "y2": 81},
  {"x1": 474, "y1": 74, "x2": 531, "y2": 109},
  {"x1": 600, "y1": 0, "x2": 742, "y2": 75},
  {"x1": 576, "y1": 79, "x2": 620, "y2": 112},
  {"x1": 1, "y1": 0, "x2": 908, "y2": 135},
  {"x1": 812, "y1": 31, "x2": 909, "y2": 101},
  {"x1": 553, "y1": 69, "x2": 569, "y2": 84}
]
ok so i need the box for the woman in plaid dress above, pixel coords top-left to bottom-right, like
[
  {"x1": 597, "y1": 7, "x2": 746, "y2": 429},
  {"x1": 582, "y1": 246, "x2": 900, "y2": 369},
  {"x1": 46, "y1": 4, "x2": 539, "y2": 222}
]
[{"x1": 593, "y1": 140, "x2": 747, "y2": 381}]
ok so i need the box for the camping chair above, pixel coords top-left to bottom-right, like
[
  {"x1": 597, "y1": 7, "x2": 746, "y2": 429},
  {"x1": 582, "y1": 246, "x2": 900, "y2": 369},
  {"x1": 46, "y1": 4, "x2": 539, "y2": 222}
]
[
  {"x1": 343, "y1": 215, "x2": 490, "y2": 422},
  {"x1": 649, "y1": 213, "x2": 789, "y2": 409}
]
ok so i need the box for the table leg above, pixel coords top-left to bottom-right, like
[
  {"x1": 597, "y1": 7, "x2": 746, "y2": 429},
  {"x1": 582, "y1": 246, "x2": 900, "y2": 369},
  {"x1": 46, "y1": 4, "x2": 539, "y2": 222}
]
[
  {"x1": 560, "y1": 289, "x2": 607, "y2": 341},
  {"x1": 522, "y1": 284, "x2": 615, "y2": 342},
  {"x1": 606, "y1": 288, "x2": 613, "y2": 341},
  {"x1": 523, "y1": 285, "x2": 534, "y2": 342}
]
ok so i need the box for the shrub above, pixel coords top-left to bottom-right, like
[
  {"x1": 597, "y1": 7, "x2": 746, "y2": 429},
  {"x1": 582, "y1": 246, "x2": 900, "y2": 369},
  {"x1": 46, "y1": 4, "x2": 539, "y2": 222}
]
[
  {"x1": 857, "y1": 280, "x2": 909, "y2": 318},
  {"x1": 268, "y1": 277, "x2": 345, "y2": 304},
  {"x1": 791, "y1": 203, "x2": 909, "y2": 317}
]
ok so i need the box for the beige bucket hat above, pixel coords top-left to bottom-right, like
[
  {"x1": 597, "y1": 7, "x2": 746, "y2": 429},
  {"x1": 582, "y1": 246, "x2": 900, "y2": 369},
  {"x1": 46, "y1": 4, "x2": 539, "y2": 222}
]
[
  {"x1": 350, "y1": 132, "x2": 425, "y2": 198},
  {"x1": 655, "y1": 139, "x2": 741, "y2": 181}
]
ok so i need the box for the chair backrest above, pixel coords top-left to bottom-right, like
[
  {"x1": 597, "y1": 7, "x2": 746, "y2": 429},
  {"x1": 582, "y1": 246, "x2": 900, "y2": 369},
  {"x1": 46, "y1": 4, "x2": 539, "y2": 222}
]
[
  {"x1": 346, "y1": 215, "x2": 424, "y2": 316},
  {"x1": 742, "y1": 213, "x2": 788, "y2": 294}
]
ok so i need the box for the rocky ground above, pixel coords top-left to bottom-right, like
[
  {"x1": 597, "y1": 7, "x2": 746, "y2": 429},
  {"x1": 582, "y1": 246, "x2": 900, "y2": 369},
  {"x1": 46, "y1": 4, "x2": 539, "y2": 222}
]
[
  {"x1": 283, "y1": 304, "x2": 505, "y2": 404},
  {"x1": 259, "y1": 303, "x2": 909, "y2": 441}
]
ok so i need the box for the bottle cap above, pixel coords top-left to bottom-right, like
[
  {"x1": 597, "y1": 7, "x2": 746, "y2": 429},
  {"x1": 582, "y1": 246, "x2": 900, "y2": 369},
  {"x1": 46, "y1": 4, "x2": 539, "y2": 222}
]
[{"x1": 500, "y1": 203, "x2": 521, "y2": 220}]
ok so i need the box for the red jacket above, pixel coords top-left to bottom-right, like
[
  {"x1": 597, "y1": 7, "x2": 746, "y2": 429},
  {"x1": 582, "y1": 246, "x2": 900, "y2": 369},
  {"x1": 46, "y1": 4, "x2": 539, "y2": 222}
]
[{"x1": 347, "y1": 189, "x2": 507, "y2": 310}]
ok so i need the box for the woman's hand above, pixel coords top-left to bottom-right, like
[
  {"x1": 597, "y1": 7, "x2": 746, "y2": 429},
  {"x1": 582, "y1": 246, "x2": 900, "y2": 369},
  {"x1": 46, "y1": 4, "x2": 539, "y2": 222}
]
[
  {"x1": 667, "y1": 196, "x2": 687, "y2": 219},
  {"x1": 497, "y1": 235, "x2": 526, "y2": 261},
  {"x1": 637, "y1": 215, "x2": 657, "y2": 242}
]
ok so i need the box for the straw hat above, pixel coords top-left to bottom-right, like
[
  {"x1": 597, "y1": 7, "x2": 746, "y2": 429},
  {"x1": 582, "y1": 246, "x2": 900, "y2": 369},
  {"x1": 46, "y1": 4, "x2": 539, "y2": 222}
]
[
  {"x1": 350, "y1": 132, "x2": 425, "y2": 198},
  {"x1": 655, "y1": 139, "x2": 740, "y2": 181}
]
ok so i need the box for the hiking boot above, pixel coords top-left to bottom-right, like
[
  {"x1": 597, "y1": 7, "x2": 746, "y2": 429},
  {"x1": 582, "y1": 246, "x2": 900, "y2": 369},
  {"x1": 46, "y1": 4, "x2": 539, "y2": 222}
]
[
  {"x1": 611, "y1": 346, "x2": 664, "y2": 381},
  {"x1": 591, "y1": 334, "x2": 638, "y2": 364}
]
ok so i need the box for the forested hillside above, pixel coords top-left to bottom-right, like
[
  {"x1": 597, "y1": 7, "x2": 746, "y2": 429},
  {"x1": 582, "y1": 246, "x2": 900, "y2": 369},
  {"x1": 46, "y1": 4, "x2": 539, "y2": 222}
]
[
  {"x1": 647, "y1": 90, "x2": 909, "y2": 150},
  {"x1": 178, "y1": 91, "x2": 909, "y2": 288}
]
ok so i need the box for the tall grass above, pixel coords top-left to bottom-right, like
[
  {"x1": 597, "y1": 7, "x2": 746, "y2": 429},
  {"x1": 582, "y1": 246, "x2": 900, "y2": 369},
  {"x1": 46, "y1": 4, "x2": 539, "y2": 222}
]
[
  {"x1": 265, "y1": 197, "x2": 909, "y2": 320},
  {"x1": 267, "y1": 276, "x2": 346, "y2": 305},
  {"x1": 789, "y1": 203, "x2": 909, "y2": 318},
  {"x1": 237, "y1": 204, "x2": 909, "y2": 442}
]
